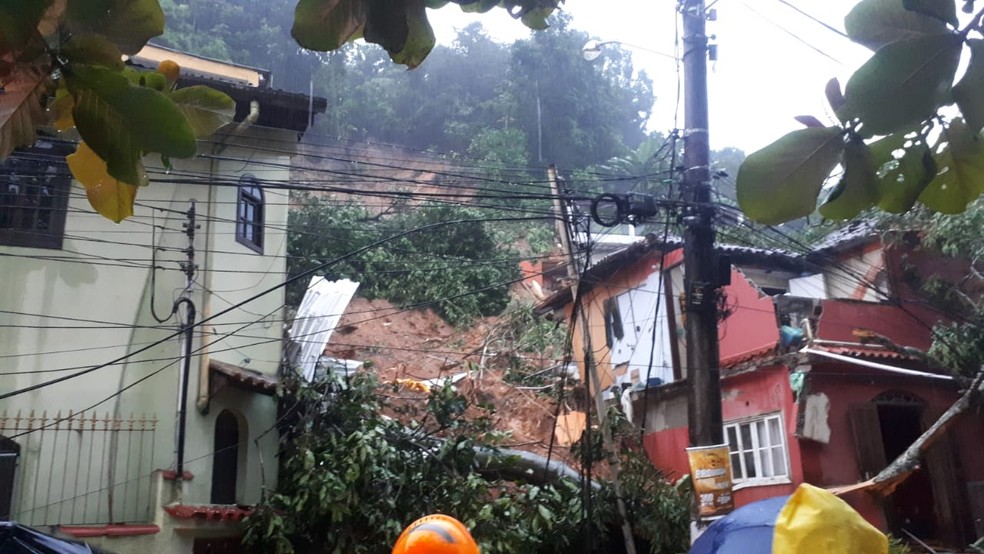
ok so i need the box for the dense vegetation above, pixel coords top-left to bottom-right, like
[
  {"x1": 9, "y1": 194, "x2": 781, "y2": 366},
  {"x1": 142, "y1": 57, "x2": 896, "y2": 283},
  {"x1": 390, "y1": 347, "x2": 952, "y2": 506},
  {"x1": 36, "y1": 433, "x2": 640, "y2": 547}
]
[
  {"x1": 242, "y1": 371, "x2": 691, "y2": 554},
  {"x1": 287, "y1": 194, "x2": 522, "y2": 325}
]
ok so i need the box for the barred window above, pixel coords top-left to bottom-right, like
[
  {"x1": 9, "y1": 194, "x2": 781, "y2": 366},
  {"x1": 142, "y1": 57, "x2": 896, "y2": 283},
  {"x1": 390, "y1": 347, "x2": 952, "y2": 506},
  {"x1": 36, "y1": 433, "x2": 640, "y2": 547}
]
[{"x1": 0, "y1": 143, "x2": 71, "y2": 249}]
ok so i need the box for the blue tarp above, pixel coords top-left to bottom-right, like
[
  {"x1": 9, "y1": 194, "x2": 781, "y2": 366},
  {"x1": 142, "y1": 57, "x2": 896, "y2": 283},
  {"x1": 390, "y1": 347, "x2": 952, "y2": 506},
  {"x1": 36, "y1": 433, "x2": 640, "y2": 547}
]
[{"x1": 0, "y1": 522, "x2": 108, "y2": 554}]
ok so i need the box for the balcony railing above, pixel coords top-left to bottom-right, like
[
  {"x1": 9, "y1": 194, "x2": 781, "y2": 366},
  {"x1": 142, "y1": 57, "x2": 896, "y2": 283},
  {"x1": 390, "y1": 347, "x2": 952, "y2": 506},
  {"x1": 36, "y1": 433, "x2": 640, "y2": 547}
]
[{"x1": 0, "y1": 410, "x2": 157, "y2": 526}]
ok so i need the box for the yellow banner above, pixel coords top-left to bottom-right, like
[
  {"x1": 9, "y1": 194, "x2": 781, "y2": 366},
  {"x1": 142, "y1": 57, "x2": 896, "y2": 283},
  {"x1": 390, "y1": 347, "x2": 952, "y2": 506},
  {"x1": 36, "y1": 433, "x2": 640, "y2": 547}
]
[{"x1": 686, "y1": 444, "x2": 735, "y2": 517}]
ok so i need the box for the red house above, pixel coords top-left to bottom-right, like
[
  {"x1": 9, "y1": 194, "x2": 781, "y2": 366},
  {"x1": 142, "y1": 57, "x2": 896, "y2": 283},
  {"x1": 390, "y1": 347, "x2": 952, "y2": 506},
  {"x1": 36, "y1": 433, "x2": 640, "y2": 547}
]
[{"x1": 535, "y1": 222, "x2": 984, "y2": 546}]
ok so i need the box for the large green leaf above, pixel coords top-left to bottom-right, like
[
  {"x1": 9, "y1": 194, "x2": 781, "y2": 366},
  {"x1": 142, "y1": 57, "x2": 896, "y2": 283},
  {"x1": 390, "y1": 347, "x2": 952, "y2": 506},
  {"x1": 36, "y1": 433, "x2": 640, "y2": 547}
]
[
  {"x1": 292, "y1": 0, "x2": 368, "y2": 52},
  {"x1": 0, "y1": 0, "x2": 52, "y2": 52},
  {"x1": 389, "y1": 0, "x2": 435, "y2": 69},
  {"x1": 736, "y1": 127, "x2": 845, "y2": 224},
  {"x1": 364, "y1": 0, "x2": 411, "y2": 56},
  {"x1": 169, "y1": 85, "x2": 236, "y2": 138},
  {"x1": 66, "y1": 64, "x2": 196, "y2": 184},
  {"x1": 65, "y1": 0, "x2": 164, "y2": 55},
  {"x1": 0, "y1": 65, "x2": 53, "y2": 160},
  {"x1": 521, "y1": 7, "x2": 554, "y2": 30},
  {"x1": 919, "y1": 118, "x2": 984, "y2": 212},
  {"x1": 903, "y1": 0, "x2": 958, "y2": 26},
  {"x1": 457, "y1": 0, "x2": 498, "y2": 13},
  {"x1": 845, "y1": 0, "x2": 949, "y2": 50},
  {"x1": 953, "y1": 39, "x2": 984, "y2": 133},
  {"x1": 844, "y1": 33, "x2": 961, "y2": 136},
  {"x1": 820, "y1": 136, "x2": 878, "y2": 219},
  {"x1": 61, "y1": 34, "x2": 124, "y2": 70},
  {"x1": 877, "y1": 142, "x2": 935, "y2": 212}
]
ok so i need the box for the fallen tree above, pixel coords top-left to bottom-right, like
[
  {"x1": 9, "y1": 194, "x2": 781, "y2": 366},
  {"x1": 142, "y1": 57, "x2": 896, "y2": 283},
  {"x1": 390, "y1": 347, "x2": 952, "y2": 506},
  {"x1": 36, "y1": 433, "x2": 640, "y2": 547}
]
[{"x1": 244, "y1": 372, "x2": 687, "y2": 554}]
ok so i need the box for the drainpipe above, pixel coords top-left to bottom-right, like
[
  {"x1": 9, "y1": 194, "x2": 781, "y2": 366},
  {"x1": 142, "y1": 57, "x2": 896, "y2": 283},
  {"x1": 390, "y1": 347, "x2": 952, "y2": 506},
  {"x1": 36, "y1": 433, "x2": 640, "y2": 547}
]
[
  {"x1": 196, "y1": 145, "x2": 219, "y2": 414},
  {"x1": 175, "y1": 297, "x2": 197, "y2": 478}
]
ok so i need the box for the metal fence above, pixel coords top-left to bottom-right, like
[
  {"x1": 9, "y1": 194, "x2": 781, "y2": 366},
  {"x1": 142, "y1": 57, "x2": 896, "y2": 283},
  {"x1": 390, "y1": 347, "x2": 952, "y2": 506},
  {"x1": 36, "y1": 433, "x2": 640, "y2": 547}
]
[{"x1": 0, "y1": 410, "x2": 157, "y2": 526}]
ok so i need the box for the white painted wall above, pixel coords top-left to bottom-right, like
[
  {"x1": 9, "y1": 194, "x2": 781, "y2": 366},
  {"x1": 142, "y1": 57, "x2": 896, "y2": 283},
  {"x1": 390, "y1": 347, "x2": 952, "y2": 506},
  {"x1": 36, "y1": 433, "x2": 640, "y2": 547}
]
[{"x1": 0, "y1": 130, "x2": 294, "y2": 537}]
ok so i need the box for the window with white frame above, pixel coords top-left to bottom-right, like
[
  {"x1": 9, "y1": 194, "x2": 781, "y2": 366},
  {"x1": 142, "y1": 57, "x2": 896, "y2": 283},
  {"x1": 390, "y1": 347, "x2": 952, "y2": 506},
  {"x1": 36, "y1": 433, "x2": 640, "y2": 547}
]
[{"x1": 725, "y1": 413, "x2": 788, "y2": 483}]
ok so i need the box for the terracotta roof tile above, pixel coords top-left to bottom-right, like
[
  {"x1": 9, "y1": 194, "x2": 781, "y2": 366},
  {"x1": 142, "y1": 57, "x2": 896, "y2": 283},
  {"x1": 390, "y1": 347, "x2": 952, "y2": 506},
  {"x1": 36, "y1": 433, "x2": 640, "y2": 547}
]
[{"x1": 165, "y1": 504, "x2": 253, "y2": 522}]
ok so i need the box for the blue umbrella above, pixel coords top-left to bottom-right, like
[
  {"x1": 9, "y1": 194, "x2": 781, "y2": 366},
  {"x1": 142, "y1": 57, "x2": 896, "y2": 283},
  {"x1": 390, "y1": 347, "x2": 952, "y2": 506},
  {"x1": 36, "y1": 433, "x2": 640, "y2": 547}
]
[
  {"x1": 688, "y1": 484, "x2": 888, "y2": 554},
  {"x1": 689, "y1": 494, "x2": 790, "y2": 554}
]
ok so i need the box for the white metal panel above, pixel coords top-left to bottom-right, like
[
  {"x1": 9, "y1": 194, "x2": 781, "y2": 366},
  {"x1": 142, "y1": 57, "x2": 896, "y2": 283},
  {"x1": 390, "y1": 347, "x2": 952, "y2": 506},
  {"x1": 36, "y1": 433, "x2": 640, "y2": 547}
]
[
  {"x1": 609, "y1": 271, "x2": 674, "y2": 384},
  {"x1": 290, "y1": 277, "x2": 360, "y2": 381},
  {"x1": 789, "y1": 273, "x2": 827, "y2": 299}
]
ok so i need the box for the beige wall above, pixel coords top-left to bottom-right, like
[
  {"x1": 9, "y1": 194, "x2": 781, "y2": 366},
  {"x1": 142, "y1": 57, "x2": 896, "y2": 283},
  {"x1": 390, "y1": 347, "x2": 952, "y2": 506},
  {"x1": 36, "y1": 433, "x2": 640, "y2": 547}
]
[{"x1": 0, "y1": 131, "x2": 293, "y2": 541}]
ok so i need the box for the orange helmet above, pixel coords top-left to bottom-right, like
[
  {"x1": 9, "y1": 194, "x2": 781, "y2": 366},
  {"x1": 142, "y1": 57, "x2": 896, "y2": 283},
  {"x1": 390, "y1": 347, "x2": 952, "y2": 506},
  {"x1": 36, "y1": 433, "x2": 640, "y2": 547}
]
[{"x1": 392, "y1": 514, "x2": 480, "y2": 554}]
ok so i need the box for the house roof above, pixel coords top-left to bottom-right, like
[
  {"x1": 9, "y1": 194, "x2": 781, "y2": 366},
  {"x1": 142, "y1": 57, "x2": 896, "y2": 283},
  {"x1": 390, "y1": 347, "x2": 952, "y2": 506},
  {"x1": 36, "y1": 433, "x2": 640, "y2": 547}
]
[
  {"x1": 126, "y1": 44, "x2": 327, "y2": 134},
  {"x1": 209, "y1": 359, "x2": 277, "y2": 395},
  {"x1": 808, "y1": 219, "x2": 879, "y2": 254},
  {"x1": 534, "y1": 234, "x2": 803, "y2": 315}
]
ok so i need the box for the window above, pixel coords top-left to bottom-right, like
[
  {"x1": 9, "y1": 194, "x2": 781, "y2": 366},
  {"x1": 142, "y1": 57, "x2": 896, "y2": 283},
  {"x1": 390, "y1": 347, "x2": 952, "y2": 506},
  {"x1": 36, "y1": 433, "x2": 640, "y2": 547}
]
[
  {"x1": 236, "y1": 175, "x2": 264, "y2": 253},
  {"x1": 0, "y1": 143, "x2": 71, "y2": 249},
  {"x1": 603, "y1": 297, "x2": 624, "y2": 349},
  {"x1": 725, "y1": 413, "x2": 788, "y2": 483}
]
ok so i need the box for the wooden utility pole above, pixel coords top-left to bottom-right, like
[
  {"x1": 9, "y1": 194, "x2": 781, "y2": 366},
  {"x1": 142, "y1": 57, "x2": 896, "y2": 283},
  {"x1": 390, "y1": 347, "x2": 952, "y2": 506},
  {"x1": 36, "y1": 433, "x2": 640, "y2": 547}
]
[
  {"x1": 548, "y1": 168, "x2": 637, "y2": 554},
  {"x1": 681, "y1": 0, "x2": 724, "y2": 447}
]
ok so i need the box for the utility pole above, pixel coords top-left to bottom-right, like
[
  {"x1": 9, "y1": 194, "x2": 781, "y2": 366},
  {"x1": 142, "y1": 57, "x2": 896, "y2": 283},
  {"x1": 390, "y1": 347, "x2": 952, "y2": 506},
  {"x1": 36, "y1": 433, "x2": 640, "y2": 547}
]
[
  {"x1": 548, "y1": 167, "x2": 636, "y2": 554},
  {"x1": 175, "y1": 201, "x2": 199, "y2": 480},
  {"x1": 681, "y1": 0, "x2": 724, "y2": 447}
]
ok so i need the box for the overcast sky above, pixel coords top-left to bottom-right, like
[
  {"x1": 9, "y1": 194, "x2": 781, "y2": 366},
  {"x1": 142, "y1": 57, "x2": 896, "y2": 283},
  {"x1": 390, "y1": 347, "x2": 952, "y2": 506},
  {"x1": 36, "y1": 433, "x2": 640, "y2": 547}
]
[{"x1": 428, "y1": 0, "x2": 873, "y2": 154}]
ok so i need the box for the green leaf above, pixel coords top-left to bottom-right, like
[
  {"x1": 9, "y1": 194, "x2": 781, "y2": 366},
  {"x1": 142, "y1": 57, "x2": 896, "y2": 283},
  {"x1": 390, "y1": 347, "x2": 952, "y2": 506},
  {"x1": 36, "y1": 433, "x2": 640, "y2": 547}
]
[
  {"x1": 65, "y1": 0, "x2": 165, "y2": 55},
  {"x1": 0, "y1": 64, "x2": 54, "y2": 160},
  {"x1": 66, "y1": 64, "x2": 196, "y2": 184},
  {"x1": 736, "y1": 127, "x2": 845, "y2": 224},
  {"x1": 521, "y1": 7, "x2": 554, "y2": 30},
  {"x1": 845, "y1": 0, "x2": 949, "y2": 50},
  {"x1": 953, "y1": 39, "x2": 984, "y2": 133},
  {"x1": 919, "y1": 118, "x2": 984, "y2": 212},
  {"x1": 877, "y1": 142, "x2": 935, "y2": 212},
  {"x1": 121, "y1": 67, "x2": 167, "y2": 91},
  {"x1": 903, "y1": 0, "x2": 958, "y2": 26},
  {"x1": 819, "y1": 136, "x2": 878, "y2": 219},
  {"x1": 0, "y1": 0, "x2": 52, "y2": 52},
  {"x1": 458, "y1": 0, "x2": 498, "y2": 13},
  {"x1": 169, "y1": 85, "x2": 235, "y2": 138},
  {"x1": 292, "y1": 0, "x2": 367, "y2": 52},
  {"x1": 390, "y1": 0, "x2": 435, "y2": 69},
  {"x1": 61, "y1": 34, "x2": 124, "y2": 71},
  {"x1": 364, "y1": 0, "x2": 410, "y2": 56},
  {"x1": 844, "y1": 33, "x2": 961, "y2": 136}
]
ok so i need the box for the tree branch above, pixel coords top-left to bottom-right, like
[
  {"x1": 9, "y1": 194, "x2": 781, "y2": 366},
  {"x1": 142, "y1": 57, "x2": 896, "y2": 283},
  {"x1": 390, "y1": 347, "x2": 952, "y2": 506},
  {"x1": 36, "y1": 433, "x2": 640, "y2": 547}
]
[{"x1": 870, "y1": 367, "x2": 984, "y2": 494}]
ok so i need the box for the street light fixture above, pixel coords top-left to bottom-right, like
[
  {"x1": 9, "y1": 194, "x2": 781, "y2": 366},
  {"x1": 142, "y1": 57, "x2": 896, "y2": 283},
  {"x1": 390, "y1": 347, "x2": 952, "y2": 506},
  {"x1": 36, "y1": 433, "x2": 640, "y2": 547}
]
[{"x1": 580, "y1": 39, "x2": 679, "y2": 62}]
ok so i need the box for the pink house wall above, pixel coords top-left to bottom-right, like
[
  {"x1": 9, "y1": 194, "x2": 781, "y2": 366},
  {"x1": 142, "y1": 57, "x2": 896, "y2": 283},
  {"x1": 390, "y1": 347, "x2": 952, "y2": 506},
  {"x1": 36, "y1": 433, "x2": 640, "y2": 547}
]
[
  {"x1": 642, "y1": 368, "x2": 801, "y2": 506},
  {"x1": 803, "y1": 367, "x2": 984, "y2": 530}
]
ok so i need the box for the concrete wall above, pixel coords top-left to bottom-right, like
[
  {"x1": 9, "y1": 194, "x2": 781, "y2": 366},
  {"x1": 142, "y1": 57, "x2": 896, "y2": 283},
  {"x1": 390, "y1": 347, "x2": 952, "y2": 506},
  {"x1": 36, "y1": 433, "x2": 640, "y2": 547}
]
[{"x1": 1, "y1": 131, "x2": 293, "y2": 542}]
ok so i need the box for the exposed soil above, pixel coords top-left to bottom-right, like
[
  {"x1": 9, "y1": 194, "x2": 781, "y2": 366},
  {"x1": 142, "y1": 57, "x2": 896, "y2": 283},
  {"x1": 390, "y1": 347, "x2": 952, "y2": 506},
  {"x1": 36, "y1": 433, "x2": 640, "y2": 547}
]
[{"x1": 325, "y1": 296, "x2": 576, "y2": 464}]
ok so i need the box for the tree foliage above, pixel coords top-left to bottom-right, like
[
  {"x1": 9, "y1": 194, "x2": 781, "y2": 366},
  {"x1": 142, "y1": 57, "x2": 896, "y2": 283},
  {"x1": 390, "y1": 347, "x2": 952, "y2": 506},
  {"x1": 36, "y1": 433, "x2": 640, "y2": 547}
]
[
  {"x1": 0, "y1": 0, "x2": 235, "y2": 222},
  {"x1": 242, "y1": 370, "x2": 690, "y2": 554},
  {"x1": 737, "y1": 0, "x2": 984, "y2": 225},
  {"x1": 286, "y1": 194, "x2": 519, "y2": 325}
]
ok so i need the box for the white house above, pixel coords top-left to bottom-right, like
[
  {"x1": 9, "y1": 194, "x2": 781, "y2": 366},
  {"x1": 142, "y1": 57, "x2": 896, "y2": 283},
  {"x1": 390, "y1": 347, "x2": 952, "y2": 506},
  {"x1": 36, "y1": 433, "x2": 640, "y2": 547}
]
[{"x1": 0, "y1": 44, "x2": 325, "y2": 553}]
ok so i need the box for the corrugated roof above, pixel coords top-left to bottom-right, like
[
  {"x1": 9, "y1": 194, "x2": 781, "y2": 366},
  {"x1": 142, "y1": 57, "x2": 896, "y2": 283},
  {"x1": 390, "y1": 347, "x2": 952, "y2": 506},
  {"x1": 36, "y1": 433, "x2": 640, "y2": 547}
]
[
  {"x1": 808, "y1": 220, "x2": 878, "y2": 253},
  {"x1": 534, "y1": 234, "x2": 804, "y2": 315}
]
